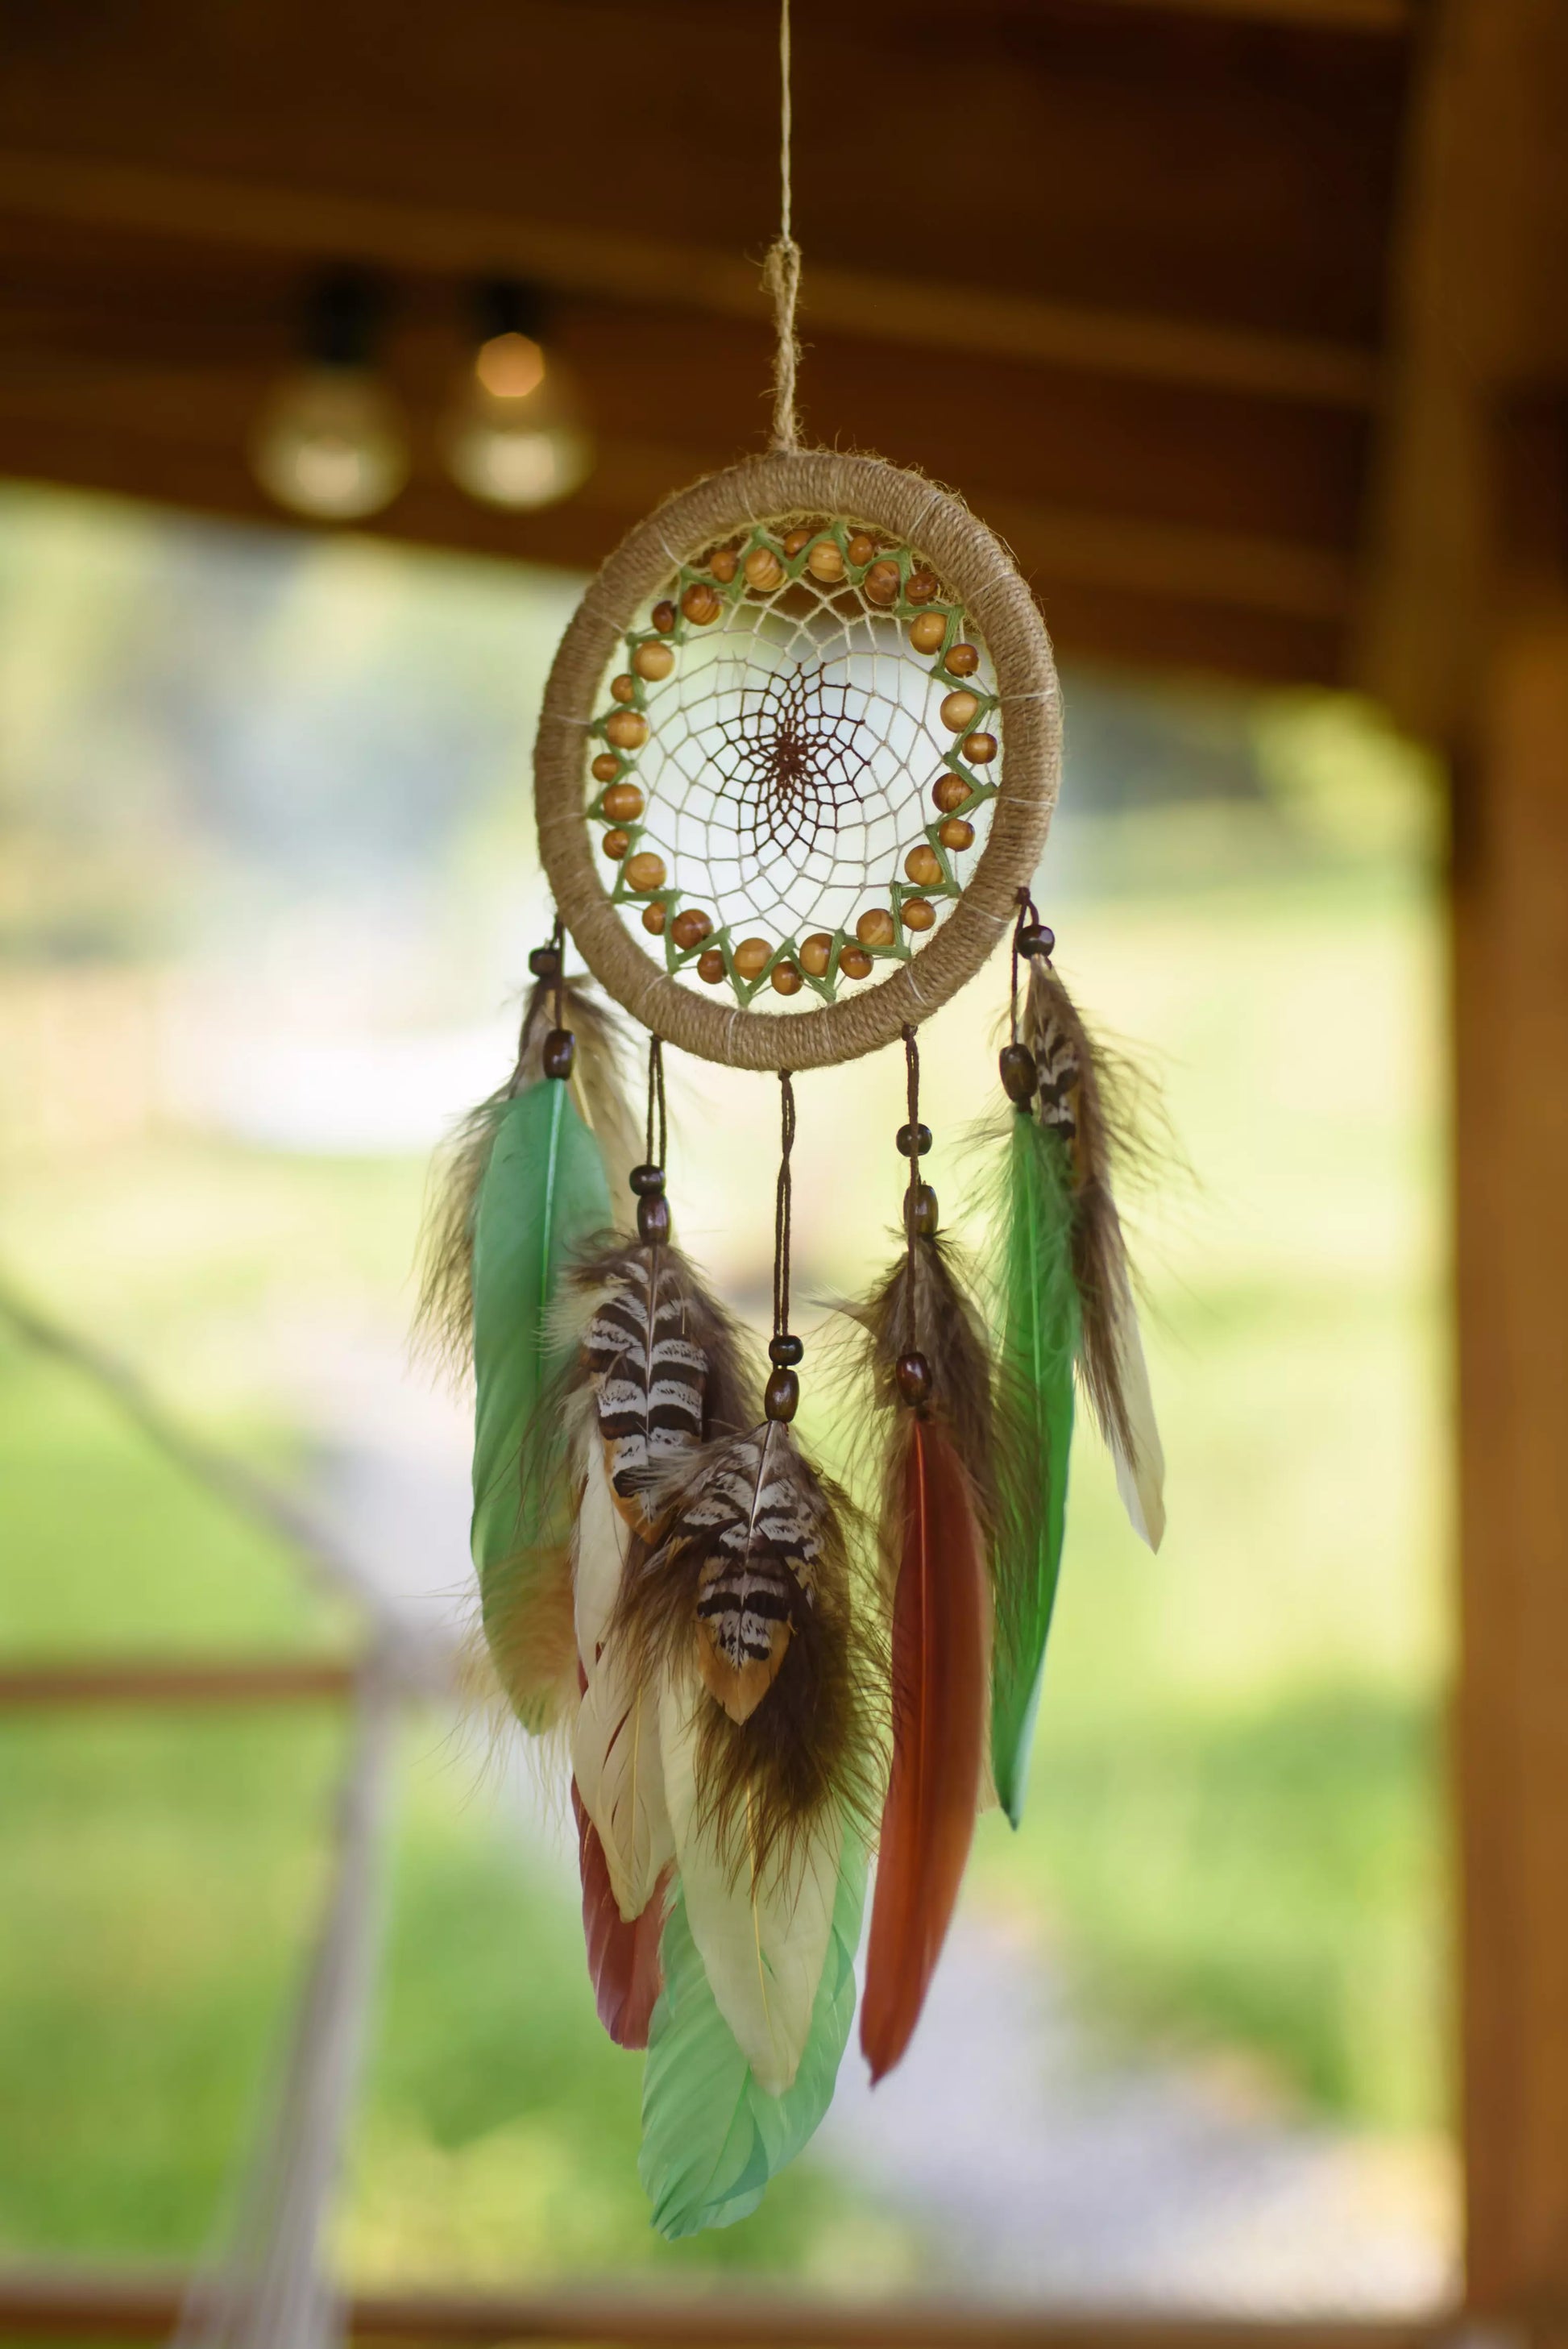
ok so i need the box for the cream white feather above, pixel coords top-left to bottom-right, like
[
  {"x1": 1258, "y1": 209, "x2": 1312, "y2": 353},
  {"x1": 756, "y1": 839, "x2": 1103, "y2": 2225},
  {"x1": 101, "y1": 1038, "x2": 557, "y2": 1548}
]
[
  {"x1": 574, "y1": 1632, "x2": 674, "y2": 1922},
  {"x1": 572, "y1": 1427, "x2": 632, "y2": 1668},
  {"x1": 658, "y1": 1675, "x2": 842, "y2": 2096},
  {"x1": 1108, "y1": 1283, "x2": 1165, "y2": 1552}
]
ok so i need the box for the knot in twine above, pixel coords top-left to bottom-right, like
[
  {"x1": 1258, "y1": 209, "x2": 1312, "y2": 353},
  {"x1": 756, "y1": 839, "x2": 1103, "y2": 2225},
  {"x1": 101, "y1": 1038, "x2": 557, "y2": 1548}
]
[{"x1": 764, "y1": 234, "x2": 803, "y2": 453}]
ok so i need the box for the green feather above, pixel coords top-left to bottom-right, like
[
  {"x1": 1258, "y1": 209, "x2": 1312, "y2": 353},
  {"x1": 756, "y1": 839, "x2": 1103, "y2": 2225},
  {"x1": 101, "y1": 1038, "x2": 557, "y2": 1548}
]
[
  {"x1": 639, "y1": 1832, "x2": 868, "y2": 2239},
  {"x1": 471, "y1": 1080, "x2": 611, "y2": 1722},
  {"x1": 991, "y1": 1110, "x2": 1080, "y2": 1826}
]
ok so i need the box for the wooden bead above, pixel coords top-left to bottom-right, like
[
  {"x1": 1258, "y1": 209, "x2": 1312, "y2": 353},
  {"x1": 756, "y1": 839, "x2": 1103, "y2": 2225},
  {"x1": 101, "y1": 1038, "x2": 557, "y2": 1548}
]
[
  {"x1": 906, "y1": 568, "x2": 939, "y2": 604},
  {"x1": 863, "y1": 558, "x2": 900, "y2": 607},
  {"x1": 839, "y1": 944, "x2": 873, "y2": 980},
  {"x1": 908, "y1": 610, "x2": 947, "y2": 654},
  {"x1": 641, "y1": 902, "x2": 667, "y2": 935},
  {"x1": 601, "y1": 782, "x2": 645, "y2": 822},
  {"x1": 906, "y1": 1183, "x2": 940, "y2": 1240},
  {"x1": 697, "y1": 948, "x2": 727, "y2": 984},
  {"x1": 709, "y1": 547, "x2": 739, "y2": 583},
  {"x1": 964, "y1": 731, "x2": 998, "y2": 765},
  {"x1": 764, "y1": 1364, "x2": 800, "y2": 1422},
  {"x1": 744, "y1": 545, "x2": 784, "y2": 591},
  {"x1": 938, "y1": 816, "x2": 976, "y2": 852},
  {"x1": 901, "y1": 897, "x2": 936, "y2": 932},
  {"x1": 769, "y1": 1333, "x2": 804, "y2": 1366},
  {"x1": 770, "y1": 960, "x2": 803, "y2": 996},
  {"x1": 999, "y1": 1042, "x2": 1039, "y2": 1104},
  {"x1": 624, "y1": 851, "x2": 666, "y2": 893},
  {"x1": 605, "y1": 709, "x2": 648, "y2": 749},
  {"x1": 602, "y1": 828, "x2": 630, "y2": 859},
  {"x1": 541, "y1": 1028, "x2": 575, "y2": 1081},
  {"x1": 782, "y1": 525, "x2": 814, "y2": 557},
  {"x1": 799, "y1": 932, "x2": 833, "y2": 977},
  {"x1": 670, "y1": 907, "x2": 712, "y2": 952},
  {"x1": 856, "y1": 907, "x2": 895, "y2": 949},
  {"x1": 932, "y1": 773, "x2": 970, "y2": 813},
  {"x1": 591, "y1": 752, "x2": 620, "y2": 784},
  {"x1": 895, "y1": 1350, "x2": 932, "y2": 1405},
  {"x1": 633, "y1": 640, "x2": 675, "y2": 681},
  {"x1": 527, "y1": 944, "x2": 561, "y2": 979},
  {"x1": 637, "y1": 1192, "x2": 671, "y2": 1246},
  {"x1": 945, "y1": 641, "x2": 980, "y2": 676},
  {"x1": 652, "y1": 600, "x2": 677, "y2": 633},
  {"x1": 609, "y1": 673, "x2": 637, "y2": 704},
  {"x1": 903, "y1": 842, "x2": 943, "y2": 887},
  {"x1": 846, "y1": 531, "x2": 877, "y2": 566},
  {"x1": 807, "y1": 540, "x2": 844, "y2": 582},
  {"x1": 940, "y1": 689, "x2": 981, "y2": 731},
  {"x1": 732, "y1": 936, "x2": 771, "y2": 978},
  {"x1": 681, "y1": 581, "x2": 721, "y2": 626}
]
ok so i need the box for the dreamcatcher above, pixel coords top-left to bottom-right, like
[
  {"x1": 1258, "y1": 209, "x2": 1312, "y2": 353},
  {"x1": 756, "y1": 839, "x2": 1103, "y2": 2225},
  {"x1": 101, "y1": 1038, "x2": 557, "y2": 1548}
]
[{"x1": 421, "y1": 2, "x2": 1165, "y2": 2241}]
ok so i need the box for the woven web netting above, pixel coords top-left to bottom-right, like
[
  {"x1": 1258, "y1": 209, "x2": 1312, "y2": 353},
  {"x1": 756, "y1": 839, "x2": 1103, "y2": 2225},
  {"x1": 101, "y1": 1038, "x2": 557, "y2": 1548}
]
[{"x1": 583, "y1": 517, "x2": 1002, "y2": 1009}]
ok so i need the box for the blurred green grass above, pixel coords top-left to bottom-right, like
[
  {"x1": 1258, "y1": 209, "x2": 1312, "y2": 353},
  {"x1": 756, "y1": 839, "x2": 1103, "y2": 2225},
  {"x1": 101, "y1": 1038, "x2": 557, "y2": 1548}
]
[{"x1": 0, "y1": 842, "x2": 1450, "y2": 2274}]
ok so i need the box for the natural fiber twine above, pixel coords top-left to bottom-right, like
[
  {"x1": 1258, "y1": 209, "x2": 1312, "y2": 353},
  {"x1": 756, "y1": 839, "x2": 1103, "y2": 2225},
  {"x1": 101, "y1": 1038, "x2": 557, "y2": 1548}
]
[{"x1": 535, "y1": 449, "x2": 1061, "y2": 1073}]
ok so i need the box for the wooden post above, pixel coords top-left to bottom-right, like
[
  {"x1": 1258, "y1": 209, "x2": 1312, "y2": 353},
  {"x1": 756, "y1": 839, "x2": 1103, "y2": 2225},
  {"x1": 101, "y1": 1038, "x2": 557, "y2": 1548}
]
[{"x1": 1454, "y1": 410, "x2": 1568, "y2": 2314}]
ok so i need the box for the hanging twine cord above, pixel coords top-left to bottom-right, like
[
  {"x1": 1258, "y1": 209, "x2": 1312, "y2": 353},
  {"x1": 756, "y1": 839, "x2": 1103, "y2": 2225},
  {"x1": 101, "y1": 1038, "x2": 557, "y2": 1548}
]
[
  {"x1": 902, "y1": 1023, "x2": 921, "y2": 1351},
  {"x1": 550, "y1": 911, "x2": 566, "y2": 1032},
  {"x1": 772, "y1": 1070, "x2": 796, "y2": 1338},
  {"x1": 764, "y1": 0, "x2": 801, "y2": 451},
  {"x1": 1010, "y1": 886, "x2": 1042, "y2": 1044},
  {"x1": 645, "y1": 1035, "x2": 667, "y2": 1168}
]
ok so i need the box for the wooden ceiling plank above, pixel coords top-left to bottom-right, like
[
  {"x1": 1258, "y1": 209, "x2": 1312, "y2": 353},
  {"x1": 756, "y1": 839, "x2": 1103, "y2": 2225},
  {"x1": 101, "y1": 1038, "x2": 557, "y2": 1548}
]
[
  {"x1": 0, "y1": 149, "x2": 1379, "y2": 411},
  {"x1": 1088, "y1": 0, "x2": 1410, "y2": 28},
  {"x1": 0, "y1": 0, "x2": 1410, "y2": 348}
]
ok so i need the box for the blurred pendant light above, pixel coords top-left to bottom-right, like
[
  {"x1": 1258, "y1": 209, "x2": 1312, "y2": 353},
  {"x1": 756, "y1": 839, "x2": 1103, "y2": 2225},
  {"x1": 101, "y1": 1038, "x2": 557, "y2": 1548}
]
[
  {"x1": 442, "y1": 279, "x2": 593, "y2": 511},
  {"x1": 251, "y1": 269, "x2": 411, "y2": 521}
]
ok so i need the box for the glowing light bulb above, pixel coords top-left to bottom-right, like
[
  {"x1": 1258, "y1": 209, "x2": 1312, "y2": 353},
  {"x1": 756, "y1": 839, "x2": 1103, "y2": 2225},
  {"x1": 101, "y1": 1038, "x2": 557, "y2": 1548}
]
[
  {"x1": 442, "y1": 284, "x2": 593, "y2": 512},
  {"x1": 251, "y1": 367, "x2": 409, "y2": 520},
  {"x1": 250, "y1": 269, "x2": 410, "y2": 522}
]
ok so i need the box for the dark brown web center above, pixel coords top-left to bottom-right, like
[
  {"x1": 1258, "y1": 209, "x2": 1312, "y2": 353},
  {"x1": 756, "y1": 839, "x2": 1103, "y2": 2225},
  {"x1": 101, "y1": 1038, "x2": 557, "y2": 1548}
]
[{"x1": 711, "y1": 663, "x2": 872, "y2": 861}]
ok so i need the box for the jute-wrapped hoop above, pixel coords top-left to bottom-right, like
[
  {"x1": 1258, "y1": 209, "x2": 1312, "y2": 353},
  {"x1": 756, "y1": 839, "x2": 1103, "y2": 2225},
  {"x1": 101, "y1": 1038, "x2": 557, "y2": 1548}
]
[{"x1": 535, "y1": 449, "x2": 1060, "y2": 1073}]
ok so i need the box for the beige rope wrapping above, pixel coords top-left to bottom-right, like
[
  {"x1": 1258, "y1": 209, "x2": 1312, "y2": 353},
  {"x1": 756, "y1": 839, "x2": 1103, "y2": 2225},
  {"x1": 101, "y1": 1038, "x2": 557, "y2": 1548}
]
[{"x1": 535, "y1": 449, "x2": 1061, "y2": 1072}]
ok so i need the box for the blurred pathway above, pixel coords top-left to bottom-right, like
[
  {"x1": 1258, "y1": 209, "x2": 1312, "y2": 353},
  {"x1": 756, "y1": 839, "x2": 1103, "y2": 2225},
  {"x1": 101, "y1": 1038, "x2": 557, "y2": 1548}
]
[{"x1": 294, "y1": 1324, "x2": 1456, "y2": 2314}]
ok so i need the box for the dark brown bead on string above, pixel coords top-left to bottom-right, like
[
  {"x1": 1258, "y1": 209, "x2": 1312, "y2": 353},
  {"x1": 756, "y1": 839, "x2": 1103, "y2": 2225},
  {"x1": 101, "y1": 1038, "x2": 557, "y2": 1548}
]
[
  {"x1": 528, "y1": 943, "x2": 562, "y2": 981},
  {"x1": 766, "y1": 1069, "x2": 801, "y2": 1421},
  {"x1": 999, "y1": 1042, "x2": 1038, "y2": 1103},
  {"x1": 633, "y1": 1039, "x2": 670, "y2": 1241},
  {"x1": 1003, "y1": 889, "x2": 1050, "y2": 1104},
  {"x1": 906, "y1": 1182, "x2": 939, "y2": 1239},
  {"x1": 542, "y1": 1028, "x2": 576, "y2": 1081},
  {"x1": 897, "y1": 1023, "x2": 937, "y2": 1406},
  {"x1": 637, "y1": 1192, "x2": 671, "y2": 1245}
]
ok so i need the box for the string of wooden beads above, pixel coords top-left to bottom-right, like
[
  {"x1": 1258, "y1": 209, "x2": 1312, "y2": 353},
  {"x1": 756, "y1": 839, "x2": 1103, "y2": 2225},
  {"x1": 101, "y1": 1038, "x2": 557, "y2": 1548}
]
[{"x1": 577, "y1": 501, "x2": 1006, "y2": 1015}]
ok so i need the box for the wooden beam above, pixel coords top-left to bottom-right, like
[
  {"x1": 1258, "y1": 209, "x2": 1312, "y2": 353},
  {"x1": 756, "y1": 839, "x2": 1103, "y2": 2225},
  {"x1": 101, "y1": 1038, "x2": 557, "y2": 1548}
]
[
  {"x1": 0, "y1": 1658, "x2": 359, "y2": 1708},
  {"x1": 0, "y1": 150, "x2": 1379, "y2": 410},
  {"x1": 1452, "y1": 409, "x2": 1568, "y2": 2314},
  {"x1": 1359, "y1": 0, "x2": 1568, "y2": 737},
  {"x1": 0, "y1": 2270, "x2": 1457, "y2": 2347}
]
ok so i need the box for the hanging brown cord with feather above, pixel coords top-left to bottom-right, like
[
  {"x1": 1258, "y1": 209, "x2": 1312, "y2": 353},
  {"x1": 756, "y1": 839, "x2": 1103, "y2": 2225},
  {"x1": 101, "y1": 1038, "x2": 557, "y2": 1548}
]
[{"x1": 856, "y1": 1027, "x2": 992, "y2": 2081}]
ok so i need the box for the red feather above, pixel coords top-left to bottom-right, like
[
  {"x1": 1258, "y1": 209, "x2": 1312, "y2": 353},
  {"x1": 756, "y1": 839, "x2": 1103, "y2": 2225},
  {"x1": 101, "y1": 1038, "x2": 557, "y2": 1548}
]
[
  {"x1": 861, "y1": 1415, "x2": 989, "y2": 2083},
  {"x1": 572, "y1": 1781, "x2": 668, "y2": 2049}
]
